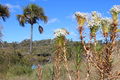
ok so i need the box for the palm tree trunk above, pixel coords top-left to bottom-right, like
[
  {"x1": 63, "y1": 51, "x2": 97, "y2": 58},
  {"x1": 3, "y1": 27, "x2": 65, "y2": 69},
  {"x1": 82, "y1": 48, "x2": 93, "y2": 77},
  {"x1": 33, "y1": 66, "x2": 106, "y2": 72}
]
[{"x1": 30, "y1": 24, "x2": 33, "y2": 54}]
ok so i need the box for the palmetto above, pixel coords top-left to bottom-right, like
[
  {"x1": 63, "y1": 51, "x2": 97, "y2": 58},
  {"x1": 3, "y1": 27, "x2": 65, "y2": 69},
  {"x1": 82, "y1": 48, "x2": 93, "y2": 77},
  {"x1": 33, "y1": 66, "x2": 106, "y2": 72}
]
[
  {"x1": 0, "y1": 4, "x2": 10, "y2": 21},
  {"x1": 17, "y1": 4, "x2": 48, "y2": 53}
]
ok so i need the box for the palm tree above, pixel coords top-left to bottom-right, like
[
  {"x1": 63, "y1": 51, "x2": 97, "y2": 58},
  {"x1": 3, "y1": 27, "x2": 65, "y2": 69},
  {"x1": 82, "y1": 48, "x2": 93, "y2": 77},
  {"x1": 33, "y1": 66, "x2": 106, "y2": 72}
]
[
  {"x1": 0, "y1": 4, "x2": 10, "y2": 45},
  {"x1": 17, "y1": 4, "x2": 48, "y2": 54},
  {"x1": 0, "y1": 4, "x2": 10, "y2": 21}
]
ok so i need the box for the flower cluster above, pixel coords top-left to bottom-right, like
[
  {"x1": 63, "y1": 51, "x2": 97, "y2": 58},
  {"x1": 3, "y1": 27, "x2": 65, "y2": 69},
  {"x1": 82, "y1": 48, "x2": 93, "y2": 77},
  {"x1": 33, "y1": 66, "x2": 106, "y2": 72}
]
[
  {"x1": 101, "y1": 17, "x2": 112, "y2": 25},
  {"x1": 87, "y1": 11, "x2": 101, "y2": 27},
  {"x1": 87, "y1": 19, "x2": 100, "y2": 27},
  {"x1": 101, "y1": 17, "x2": 112, "y2": 36},
  {"x1": 91, "y1": 11, "x2": 101, "y2": 19},
  {"x1": 110, "y1": 5, "x2": 120, "y2": 14},
  {"x1": 54, "y1": 28, "x2": 69, "y2": 37},
  {"x1": 75, "y1": 12, "x2": 87, "y2": 19},
  {"x1": 75, "y1": 12, "x2": 87, "y2": 26}
]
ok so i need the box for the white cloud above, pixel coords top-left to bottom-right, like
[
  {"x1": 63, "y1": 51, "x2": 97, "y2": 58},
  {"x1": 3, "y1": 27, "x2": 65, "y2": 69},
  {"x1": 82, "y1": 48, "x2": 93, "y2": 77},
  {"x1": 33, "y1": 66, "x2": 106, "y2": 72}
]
[
  {"x1": 66, "y1": 14, "x2": 76, "y2": 22},
  {"x1": 5, "y1": 4, "x2": 21, "y2": 12},
  {"x1": 47, "y1": 18, "x2": 59, "y2": 24}
]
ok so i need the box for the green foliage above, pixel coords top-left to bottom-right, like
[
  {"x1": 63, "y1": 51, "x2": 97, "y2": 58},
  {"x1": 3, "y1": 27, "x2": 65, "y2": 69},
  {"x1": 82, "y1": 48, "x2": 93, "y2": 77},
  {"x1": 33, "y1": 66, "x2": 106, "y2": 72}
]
[
  {"x1": 0, "y1": 39, "x2": 120, "y2": 80},
  {"x1": 8, "y1": 65, "x2": 33, "y2": 76},
  {"x1": 95, "y1": 42, "x2": 103, "y2": 51},
  {"x1": 0, "y1": 53, "x2": 5, "y2": 64},
  {"x1": 0, "y1": 4, "x2": 10, "y2": 21},
  {"x1": 75, "y1": 42, "x2": 83, "y2": 63},
  {"x1": 0, "y1": 50, "x2": 33, "y2": 76}
]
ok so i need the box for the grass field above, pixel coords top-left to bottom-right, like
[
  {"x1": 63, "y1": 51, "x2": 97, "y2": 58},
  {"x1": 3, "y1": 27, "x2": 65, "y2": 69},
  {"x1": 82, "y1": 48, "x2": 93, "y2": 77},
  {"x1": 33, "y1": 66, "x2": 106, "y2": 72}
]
[{"x1": 0, "y1": 54, "x2": 119, "y2": 80}]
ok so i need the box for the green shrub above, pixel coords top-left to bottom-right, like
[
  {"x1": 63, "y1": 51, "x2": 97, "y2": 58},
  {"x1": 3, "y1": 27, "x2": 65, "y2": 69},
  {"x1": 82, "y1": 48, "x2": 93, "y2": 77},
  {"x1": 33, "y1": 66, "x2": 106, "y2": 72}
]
[{"x1": 8, "y1": 65, "x2": 33, "y2": 76}]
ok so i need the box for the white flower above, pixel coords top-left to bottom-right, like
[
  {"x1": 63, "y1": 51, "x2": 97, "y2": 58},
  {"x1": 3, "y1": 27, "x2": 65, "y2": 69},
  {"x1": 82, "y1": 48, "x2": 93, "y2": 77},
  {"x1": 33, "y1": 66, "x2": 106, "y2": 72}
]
[
  {"x1": 87, "y1": 11, "x2": 101, "y2": 27},
  {"x1": 54, "y1": 28, "x2": 69, "y2": 37},
  {"x1": 87, "y1": 19, "x2": 101, "y2": 27},
  {"x1": 91, "y1": 11, "x2": 101, "y2": 20},
  {"x1": 110, "y1": 5, "x2": 120, "y2": 14},
  {"x1": 75, "y1": 12, "x2": 87, "y2": 19},
  {"x1": 87, "y1": 20, "x2": 95, "y2": 27},
  {"x1": 101, "y1": 17, "x2": 112, "y2": 36},
  {"x1": 101, "y1": 17, "x2": 112, "y2": 24},
  {"x1": 75, "y1": 12, "x2": 88, "y2": 26}
]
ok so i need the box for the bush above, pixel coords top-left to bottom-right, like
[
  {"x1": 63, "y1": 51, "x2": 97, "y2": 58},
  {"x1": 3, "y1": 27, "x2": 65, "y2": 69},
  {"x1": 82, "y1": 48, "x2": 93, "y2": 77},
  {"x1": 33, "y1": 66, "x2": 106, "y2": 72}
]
[{"x1": 8, "y1": 65, "x2": 33, "y2": 76}]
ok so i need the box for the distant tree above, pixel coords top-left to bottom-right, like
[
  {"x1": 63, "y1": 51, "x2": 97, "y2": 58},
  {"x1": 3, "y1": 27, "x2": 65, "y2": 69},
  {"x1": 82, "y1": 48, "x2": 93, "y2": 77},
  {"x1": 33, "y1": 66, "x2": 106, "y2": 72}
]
[{"x1": 17, "y1": 4, "x2": 48, "y2": 54}]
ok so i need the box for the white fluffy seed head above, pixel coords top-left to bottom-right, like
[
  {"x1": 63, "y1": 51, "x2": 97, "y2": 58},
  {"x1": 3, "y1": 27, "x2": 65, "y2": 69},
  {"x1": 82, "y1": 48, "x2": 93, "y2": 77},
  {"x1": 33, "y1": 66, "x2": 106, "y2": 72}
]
[
  {"x1": 87, "y1": 11, "x2": 101, "y2": 27},
  {"x1": 91, "y1": 11, "x2": 101, "y2": 19},
  {"x1": 101, "y1": 17, "x2": 113, "y2": 24},
  {"x1": 75, "y1": 12, "x2": 87, "y2": 19},
  {"x1": 110, "y1": 5, "x2": 120, "y2": 14},
  {"x1": 54, "y1": 28, "x2": 69, "y2": 37},
  {"x1": 87, "y1": 19, "x2": 101, "y2": 27}
]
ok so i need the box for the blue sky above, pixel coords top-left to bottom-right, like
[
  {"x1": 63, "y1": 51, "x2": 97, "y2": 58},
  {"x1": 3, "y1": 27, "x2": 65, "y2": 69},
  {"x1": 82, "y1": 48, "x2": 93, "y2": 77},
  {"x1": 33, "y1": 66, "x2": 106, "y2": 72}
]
[{"x1": 0, "y1": 0, "x2": 120, "y2": 42}]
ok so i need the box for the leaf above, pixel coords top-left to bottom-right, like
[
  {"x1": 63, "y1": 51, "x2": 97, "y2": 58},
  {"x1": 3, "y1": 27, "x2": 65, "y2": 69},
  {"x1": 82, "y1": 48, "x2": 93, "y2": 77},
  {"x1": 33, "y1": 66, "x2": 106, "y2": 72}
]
[
  {"x1": 38, "y1": 25, "x2": 43, "y2": 34},
  {"x1": 23, "y1": 4, "x2": 48, "y2": 24},
  {"x1": 0, "y1": 4, "x2": 10, "y2": 21},
  {"x1": 16, "y1": 15, "x2": 26, "y2": 26}
]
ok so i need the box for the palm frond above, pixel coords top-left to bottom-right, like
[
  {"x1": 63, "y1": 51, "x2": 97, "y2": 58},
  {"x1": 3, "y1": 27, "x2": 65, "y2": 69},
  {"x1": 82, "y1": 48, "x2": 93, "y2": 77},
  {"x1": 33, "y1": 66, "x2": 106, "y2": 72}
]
[
  {"x1": 39, "y1": 15, "x2": 48, "y2": 23},
  {"x1": 17, "y1": 3, "x2": 48, "y2": 28},
  {"x1": 23, "y1": 4, "x2": 48, "y2": 24},
  {"x1": 38, "y1": 25, "x2": 43, "y2": 34},
  {"x1": 0, "y1": 4, "x2": 10, "y2": 21},
  {"x1": 16, "y1": 15, "x2": 26, "y2": 26}
]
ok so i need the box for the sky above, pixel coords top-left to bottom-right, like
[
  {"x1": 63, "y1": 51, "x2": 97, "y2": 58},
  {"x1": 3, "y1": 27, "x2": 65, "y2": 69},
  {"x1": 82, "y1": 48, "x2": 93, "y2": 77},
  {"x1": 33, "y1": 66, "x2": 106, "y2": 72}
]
[{"x1": 0, "y1": 0, "x2": 120, "y2": 42}]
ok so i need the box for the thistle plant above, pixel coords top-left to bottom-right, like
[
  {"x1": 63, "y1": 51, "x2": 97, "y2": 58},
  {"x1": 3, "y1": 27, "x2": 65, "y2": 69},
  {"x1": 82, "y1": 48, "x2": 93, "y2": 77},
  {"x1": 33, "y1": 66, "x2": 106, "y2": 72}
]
[
  {"x1": 75, "y1": 6, "x2": 120, "y2": 80},
  {"x1": 110, "y1": 5, "x2": 120, "y2": 43},
  {"x1": 87, "y1": 12, "x2": 101, "y2": 64},
  {"x1": 88, "y1": 11, "x2": 101, "y2": 39},
  {"x1": 110, "y1": 5, "x2": 120, "y2": 26},
  {"x1": 75, "y1": 12, "x2": 87, "y2": 27},
  {"x1": 90, "y1": 5, "x2": 120, "y2": 80},
  {"x1": 75, "y1": 12, "x2": 87, "y2": 41},
  {"x1": 87, "y1": 12, "x2": 102, "y2": 72},
  {"x1": 95, "y1": 17, "x2": 113, "y2": 80},
  {"x1": 101, "y1": 17, "x2": 112, "y2": 37},
  {"x1": 101, "y1": 5, "x2": 120, "y2": 79},
  {"x1": 37, "y1": 64, "x2": 42, "y2": 80},
  {"x1": 88, "y1": 8, "x2": 120, "y2": 79},
  {"x1": 75, "y1": 12, "x2": 91, "y2": 80},
  {"x1": 54, "y1": 28, "x2": 72, "y2": 80}
]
